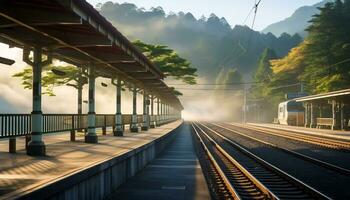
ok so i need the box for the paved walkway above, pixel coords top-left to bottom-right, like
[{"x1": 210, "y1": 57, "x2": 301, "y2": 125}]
[
  {"x1": 108, "y1": 123, "x2": 211, "y2": 200},
  {"x1": 247, "y1": 123, "x2": 350, "y2": 141},
  {"x1": 0, "y1": 121, "x2": 182, "y2": 199}
]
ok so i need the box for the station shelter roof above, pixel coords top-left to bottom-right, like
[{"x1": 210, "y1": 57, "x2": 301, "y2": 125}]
[
  {"x1": 0, "y1": 0, "x2": 183, "y2": 110},
  {"x1": 294, "y1": 88, "x2": 350, "y2": 104}
]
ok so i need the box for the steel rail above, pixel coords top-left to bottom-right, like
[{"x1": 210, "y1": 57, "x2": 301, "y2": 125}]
[
  {"x1": 215, "y1": 123, "x2": 350, "y2": 176},
  {"x1": 191, "y1": 123, "x2": 240, "y2": 200},
  {"x1": 232, "y1": 123, "x2": 350, "y2": 151},
  {"x1": 199, "y1": 122, "x2": 331, "y2": 200},
  {"x1": 193, "y1": 122, "x2": 277, "y2": 200}
]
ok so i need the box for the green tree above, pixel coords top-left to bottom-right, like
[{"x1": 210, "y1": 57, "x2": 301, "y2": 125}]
[
  {"x1": 223, "y1": 68, "x2": 243, "y2": 90},
  {"x1": 133, "y1": 40, "x2": 197, "y2": 85},
  {"x1": 251, "y1": 48, "x2": 277, "y2": 99},
  {"x1": 303, "y1": 0, "x2": 350, "y2": 93},
  {"x1": 214, "y1": 67, "x2": 243, "y2": 94},
  {"x1": 13, "y1": 65, "x2": 87, "y2": 114},
  {"x1": 254, "y1": 48, "x2": 277, "y2": 83},
  {"x1": 13, "y1": 40, "x2": 196, "y2": 108}
]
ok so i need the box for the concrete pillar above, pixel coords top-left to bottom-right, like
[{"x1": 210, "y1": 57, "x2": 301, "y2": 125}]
[
  {"x1": 150, "y1": 95, "x2": 156, "y2": 128},
  {"x1": 130, "y1": 85, "x2": 138, "y2": 132},
  {"x1": 114, "y1": 79, "x2": 123, "y2": 136},
  {"x1": 141, "y1": 91, "x2": 149, "y2": 131},
  {"x1": 27, "y1": 48, "x2": 45, "y2": 156},
  {"x1": 85, "y1": 65, "x2": 98, "y2": 143}
]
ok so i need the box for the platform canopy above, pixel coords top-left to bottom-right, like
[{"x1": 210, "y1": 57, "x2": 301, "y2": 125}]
[
  {"x1": 0, "y1": 0, "x2": 183, "y2": 110},
  {"x1": 294, "y1": 88, "x2": 350, "y2": 103}
]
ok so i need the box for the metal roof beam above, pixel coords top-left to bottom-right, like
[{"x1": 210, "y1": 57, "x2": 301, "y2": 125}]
[
  {"x1": 42, "y1": 28, "x2": 112, "y2": 47},
  {"x1": 54, "y1": 48, "x2": 133, "y2": 62},
  {"x1": 0, "y1": 4, "x2": 82, "y2": 28}
]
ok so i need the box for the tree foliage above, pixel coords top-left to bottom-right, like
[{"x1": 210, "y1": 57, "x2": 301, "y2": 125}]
[
  {"x1": 251, "y1": 48, "x2": 278, "y2": 100},
  {"x1": 13, "y1": 65, "x2": 83, "y2": 96},
  {"x1": 133, "y1": 40, "x2": 197, "y2": 85},
  {"x1": 249, "y1": 0, "x2": 350, "y2": 120},
  {"x1": 13, "y1": 40, "x2": 196, "y2": 98},
  {"x1": 215, "y1": 68, "x2": 243, "y2": 91},
  {"x1": 98, "y1": 2, "x2": 302, "y2": 78},
  {"x1": 301, "y1": 0, "x2": 350, "y2": 93},
  {"x1": 268, "y1": 0, "x2": 350, "y2": 94}
]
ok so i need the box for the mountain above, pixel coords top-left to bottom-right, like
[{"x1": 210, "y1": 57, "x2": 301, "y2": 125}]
[
  {"x1": 262, "y1": 0, "x2": 332, "y2": 37},
  {"x1": 97, "y1": 2, "x2": 302, "y2": 79}
]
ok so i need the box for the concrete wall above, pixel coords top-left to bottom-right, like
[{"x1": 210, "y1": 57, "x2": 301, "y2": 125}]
[{"x1": 18, "y1": 123, "x2": 182, "y2": 200}]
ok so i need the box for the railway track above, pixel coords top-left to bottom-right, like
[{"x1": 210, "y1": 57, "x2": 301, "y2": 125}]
[
  {"x1": 192, "y1": 122, "x2": 330, "y2": 200},
  {"x1": 210, "y1": 122, "x2": 350, "y2": 176},
  {"x1": 231, "y1": 123, "x2": 350, "y2": 151}
]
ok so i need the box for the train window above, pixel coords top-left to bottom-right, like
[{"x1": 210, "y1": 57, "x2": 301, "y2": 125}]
[
  {"x1": 287, "y1": 102, "x2": 304, "y2": 111},
  {"x1": 287, "y1": 104, "x2": 304, "y2": 111}
]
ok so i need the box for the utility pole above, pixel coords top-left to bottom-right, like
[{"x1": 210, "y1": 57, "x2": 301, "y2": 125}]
[
  {"x1": 242, "y1": 85, "x2": 247, "y2": 124},
  {"x1": 300, "y1": 81, "x2": 304, "y2": 93}
]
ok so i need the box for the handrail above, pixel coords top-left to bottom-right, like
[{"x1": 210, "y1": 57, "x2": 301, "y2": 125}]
[{"x1": 0, "y1": 114, "x2": 177, "y2": 138}]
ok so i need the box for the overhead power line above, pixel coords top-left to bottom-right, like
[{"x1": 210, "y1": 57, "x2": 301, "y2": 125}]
[
  {"x1": 167, "y1": 81, "x2": 261, "y2": 86},
  {"x1": 251, "y1": 0, "x2": 262, "y2": 30},
  {"x1": 174, "y1": 88, "x2": 244, "y2": 91},
  {"x1": 242, "y1": 6, "x2": 255, "y2": 25}
]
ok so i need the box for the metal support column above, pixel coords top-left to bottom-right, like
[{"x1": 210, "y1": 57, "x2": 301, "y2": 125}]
[
  {"x1": 166, "y1": 104, "x2": 169, "y2": 123},
  {"x1": 76, "y1": 69, "x2": 84, "y2": 133},
  {"x1": 332, "y1": 100, "x2": 337, "y2": 130},
  {"x1": 304, "y1": 103, "x2": 309, "y2": 127},
  {"x1": 160, "y1": 100, "x2": 163, "y2": 126},
  {"x1": 85, "y1": 65, "x2": 98, "y2": 143},
  {"x1": 341, "y1": 102, "x2": 345, "y2": 130},
  {"x1": 27, "y1": 47, "x2": 46, "y2": 156},
  {"x1": 150, "y1": 95, "x2": 156, "y2": 128},
  {"x1": 130, "y1": 85, "x2": 138, "y2": 132},
  {"x1": 310, "y1": 103, "x2": 316, "y2": 128},
  {"x1": 141, "y1": 91, "x2": 149, "y2": 131},
  {"x1": 163, "y1": 103, "x2": 167, "y2": 124},
  {"x1": 156, "y1": 98, "x2": 160, "y2": 126},
  {"x1": 114, "y1": 79, "x2": 123, "y2": 136}
]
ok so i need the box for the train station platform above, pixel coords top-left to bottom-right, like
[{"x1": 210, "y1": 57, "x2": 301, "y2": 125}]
[
  {"x1": 247, "y1": 123, "x2": 350, "y2": 141},
  {"x1": 107, "y1": 123, "x2": 211, "y2": 200},
  {"x1": 0, "y1": 120, "x2": 183, "y2": 199}
]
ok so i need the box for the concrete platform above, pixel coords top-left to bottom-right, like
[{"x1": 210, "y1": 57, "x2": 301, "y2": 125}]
[
  {"x1": 246, "y1": 123, "x2": 350, "y2": 141},
  {"x1": 108, "y1": 123, "x2": 211, "y2": 200},
  {"x1": 0, "y1": 120, "x2": 182, "y2": 199}
]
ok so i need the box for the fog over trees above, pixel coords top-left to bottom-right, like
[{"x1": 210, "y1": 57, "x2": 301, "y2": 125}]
[{"x1": 97, "y1": 2, "x2": 302, "y2": 80}]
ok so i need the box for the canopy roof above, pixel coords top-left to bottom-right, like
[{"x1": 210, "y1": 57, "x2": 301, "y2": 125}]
[
  {"x1": 294, "y1": 88, "x2": 350, "y2": 103},
  {"x1": 0, "y1": 0, "x2": 183, "y2": 110}
]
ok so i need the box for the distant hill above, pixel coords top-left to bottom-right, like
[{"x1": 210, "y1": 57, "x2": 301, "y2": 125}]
[
  {"x1": 97, "y1": 2, "x2": 302, "y2": 79},
  {"x1": 262, "y1": 0, "x2": 332, "y2": 37}
]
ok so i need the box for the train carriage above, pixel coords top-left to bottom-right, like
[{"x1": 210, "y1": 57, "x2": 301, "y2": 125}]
[{"x1": 278, "y1": 100, "x2": 304, "y2": 126}]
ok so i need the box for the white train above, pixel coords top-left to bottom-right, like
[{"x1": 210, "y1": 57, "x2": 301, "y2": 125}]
[{"x1": 278, "y1": 100, "x2": 304, "y2": 126}]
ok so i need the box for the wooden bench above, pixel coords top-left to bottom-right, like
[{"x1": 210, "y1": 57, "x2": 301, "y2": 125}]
[{"x1": 316, "y1": 118, "x2": 333, "y2": 129}]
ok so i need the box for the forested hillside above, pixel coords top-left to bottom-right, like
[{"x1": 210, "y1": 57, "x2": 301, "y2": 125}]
[
  {"x1": 252, "y1": 0, "x2": 350, "y2": 121},
  {"x1": 96, "y1": 2, "x2": 302, "y2": 79}
]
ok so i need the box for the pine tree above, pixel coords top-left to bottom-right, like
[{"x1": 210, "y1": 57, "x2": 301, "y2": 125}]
[{"x1": 254, "y1": 48, "x2": 277, "y2": 83}]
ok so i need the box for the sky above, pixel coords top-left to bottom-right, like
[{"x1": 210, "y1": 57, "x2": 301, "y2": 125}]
[
  {"x1": 87, "y1": 0, "x2": 321, "y2": 30},
  {"x1": 0, "y1": 0, "x2": 322, "y2": 119}
]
